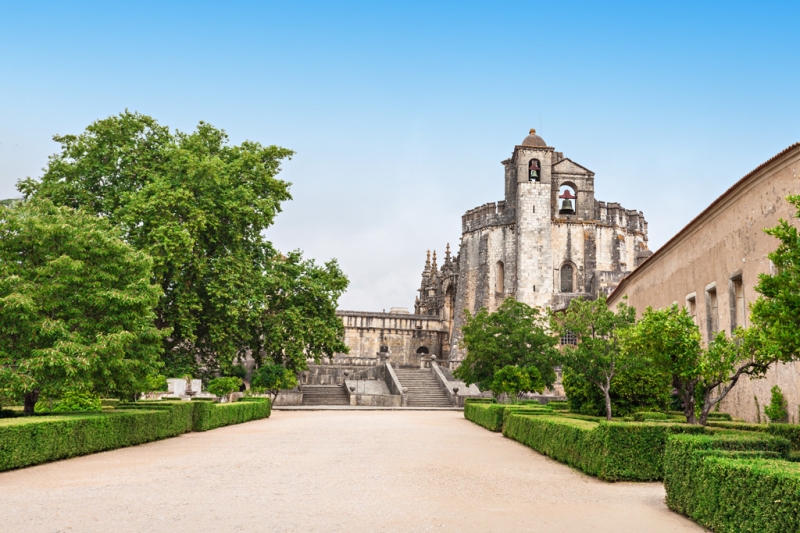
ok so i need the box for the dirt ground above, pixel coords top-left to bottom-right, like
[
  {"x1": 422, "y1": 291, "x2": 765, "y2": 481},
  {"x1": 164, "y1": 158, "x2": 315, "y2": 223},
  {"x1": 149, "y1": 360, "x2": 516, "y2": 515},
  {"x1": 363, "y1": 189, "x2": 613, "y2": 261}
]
[{"x1": 0, "y1": 411, "x2": 703, "y2": 532}]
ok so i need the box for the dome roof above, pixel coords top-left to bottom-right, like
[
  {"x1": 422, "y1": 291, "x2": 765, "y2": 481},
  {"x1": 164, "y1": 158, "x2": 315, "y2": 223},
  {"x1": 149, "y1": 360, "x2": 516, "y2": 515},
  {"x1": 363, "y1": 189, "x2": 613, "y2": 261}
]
[{"x1": 521, "y1": 128, "x2": 546, "y2": 147}]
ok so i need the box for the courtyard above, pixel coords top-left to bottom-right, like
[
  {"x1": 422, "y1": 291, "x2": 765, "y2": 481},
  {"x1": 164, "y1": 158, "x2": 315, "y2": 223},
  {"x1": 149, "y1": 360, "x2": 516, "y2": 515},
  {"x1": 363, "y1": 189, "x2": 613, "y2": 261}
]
[{"x1": 0, "y1": 411, "x2": 702, "y2": 532}]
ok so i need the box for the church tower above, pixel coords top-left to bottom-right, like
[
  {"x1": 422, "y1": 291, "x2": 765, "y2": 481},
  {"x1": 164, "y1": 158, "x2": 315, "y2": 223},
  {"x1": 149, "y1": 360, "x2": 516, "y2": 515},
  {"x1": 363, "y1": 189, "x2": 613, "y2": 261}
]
[{"x1": 510, "y1": 129, "x2": 554, "y2": 308}]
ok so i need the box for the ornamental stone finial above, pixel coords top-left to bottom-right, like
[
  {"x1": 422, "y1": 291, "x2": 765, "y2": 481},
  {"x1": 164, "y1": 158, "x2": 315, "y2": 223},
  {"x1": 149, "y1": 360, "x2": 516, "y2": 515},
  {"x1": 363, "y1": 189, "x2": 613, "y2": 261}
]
[{"x1": 530, "y1": 128, "x2": 536, "y2": 135}]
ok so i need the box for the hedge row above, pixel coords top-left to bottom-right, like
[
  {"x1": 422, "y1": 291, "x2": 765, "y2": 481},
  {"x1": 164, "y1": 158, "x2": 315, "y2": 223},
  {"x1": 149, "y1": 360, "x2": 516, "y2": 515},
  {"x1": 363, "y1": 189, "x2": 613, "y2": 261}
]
[
  {"x1": 463, "y1": 402, "x2": 552, "y2": 432},
  {"x1": 706, "y1": 421, "x2": 800, "y2": 450},
  {"x1": 191, "y1": 399, "x2": 271, "y2": 431},
  {"x1": 502, "y1": 413, "x2": 706, "y2": 481},
  {"x1": 0, "y1": 398, "x2": 270, "y2": 471},
  {"x1": 664, "y1": 433, "x2": 796, "y2": 533}
]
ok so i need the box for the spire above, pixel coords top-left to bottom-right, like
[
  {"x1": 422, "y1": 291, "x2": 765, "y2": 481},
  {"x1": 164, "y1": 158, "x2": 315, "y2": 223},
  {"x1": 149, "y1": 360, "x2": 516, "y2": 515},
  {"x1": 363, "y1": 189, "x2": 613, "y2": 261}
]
[
  {"x1": 423, "y1": 249, "x2": 431, "y2": 276},
  {"x1": 445, "y1": 243, "x2": 451, "y2": 263},
  {"x1": 432, "y1": 250, "x2": 438, "y2": 272}
]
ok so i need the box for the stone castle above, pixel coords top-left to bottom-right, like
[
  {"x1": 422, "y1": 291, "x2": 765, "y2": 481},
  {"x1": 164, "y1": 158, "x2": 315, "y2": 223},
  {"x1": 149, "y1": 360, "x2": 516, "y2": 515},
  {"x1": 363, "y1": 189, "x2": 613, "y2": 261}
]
[{"x1": 337, "y1": 129, "x2": 650, "y2": 365}]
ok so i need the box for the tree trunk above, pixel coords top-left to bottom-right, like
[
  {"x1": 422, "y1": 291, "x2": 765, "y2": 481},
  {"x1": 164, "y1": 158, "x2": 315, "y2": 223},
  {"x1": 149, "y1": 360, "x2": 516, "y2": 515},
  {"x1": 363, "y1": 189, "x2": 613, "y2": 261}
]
[
  {"x1": 602, "y1": 386, "x2": 613, "y2": 421},
  {"x1": 23, "y1": 390, "x2": 40, "y2": 416}
]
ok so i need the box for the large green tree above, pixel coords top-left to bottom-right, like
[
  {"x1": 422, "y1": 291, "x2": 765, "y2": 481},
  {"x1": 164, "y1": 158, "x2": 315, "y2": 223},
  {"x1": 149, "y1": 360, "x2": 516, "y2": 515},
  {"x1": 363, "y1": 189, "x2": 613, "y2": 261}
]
[
  {"x1": 629, "y1": 305, "x2": 779, "y2": 424},
  {"x1": 454, "y1": 298, "x2": 558, "y2": 395},
  {"x1": 0, "y1": 200, "x2": 165, "y2": 414},
  {"x1": 553, "y1": 295, "x2": 637, "y2": 421},
  {"x1": 19, "y1": 111, "x2": 347, "y2": 376}
]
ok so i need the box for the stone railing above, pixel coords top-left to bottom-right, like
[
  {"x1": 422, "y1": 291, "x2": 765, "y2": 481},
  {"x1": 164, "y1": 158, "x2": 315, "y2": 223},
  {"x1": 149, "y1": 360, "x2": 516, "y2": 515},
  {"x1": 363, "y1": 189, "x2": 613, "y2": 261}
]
[{"x1": 330, "y1": 356, "x2": 379, "y2": 366}]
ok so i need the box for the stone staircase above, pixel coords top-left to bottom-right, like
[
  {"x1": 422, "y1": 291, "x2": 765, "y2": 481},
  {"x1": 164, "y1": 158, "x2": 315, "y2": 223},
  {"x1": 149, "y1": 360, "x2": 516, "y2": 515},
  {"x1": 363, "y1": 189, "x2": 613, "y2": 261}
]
[
  {"x1": 393, "y1": 368, "x2": 453, "y2": 407},
  {"x1": 301, "y1": 385, "x2": 350, "y2": 406}
]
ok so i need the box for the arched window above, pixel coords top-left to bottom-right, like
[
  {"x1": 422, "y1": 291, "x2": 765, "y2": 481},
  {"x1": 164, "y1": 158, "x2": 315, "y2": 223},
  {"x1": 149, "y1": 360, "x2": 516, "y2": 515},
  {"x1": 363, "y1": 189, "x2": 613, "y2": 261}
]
[
  {"x1": 561, "y1": 264, "x2": 574, "y2": 292},
  {"x1": 496, "y1": 261, "x2": 504, "y2": 293},
  {"x1": 558, "y1": 184, "x2": 577, "y2": 215},
  {"x1": 416, "y1": 346, "x2": 429, "y2": 355},
  {"x1": 528, "y1": 159, "x2": 541, "y2": 181}
]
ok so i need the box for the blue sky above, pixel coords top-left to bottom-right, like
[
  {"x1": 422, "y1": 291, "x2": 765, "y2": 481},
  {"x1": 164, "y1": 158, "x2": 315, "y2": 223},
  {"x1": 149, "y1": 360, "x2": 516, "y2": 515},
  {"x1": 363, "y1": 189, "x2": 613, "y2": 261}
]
[{"x1": 1, "y1": 1, "x2": 798, "y2": 310}]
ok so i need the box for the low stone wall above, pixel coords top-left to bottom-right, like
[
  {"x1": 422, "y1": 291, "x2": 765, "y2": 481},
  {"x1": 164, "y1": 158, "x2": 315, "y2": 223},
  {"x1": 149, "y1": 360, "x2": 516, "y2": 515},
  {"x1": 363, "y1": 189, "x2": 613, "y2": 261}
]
[
  {"x1": 344, "y1": 379, "x2": 401, "y2": 407},
  {"x1": 273, "y1": 390, "x2": 303, "y2": 406}
]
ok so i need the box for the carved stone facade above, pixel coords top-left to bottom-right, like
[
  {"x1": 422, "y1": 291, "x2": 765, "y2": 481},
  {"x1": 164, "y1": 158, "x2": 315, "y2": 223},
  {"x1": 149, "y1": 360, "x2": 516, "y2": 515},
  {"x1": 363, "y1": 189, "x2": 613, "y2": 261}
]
[
  {"x1": 422, "y1": 130, "x2": 650, "y2": 361},
  {"x1": 337, "y1": 130, "x2": 649, "y2": 365}
]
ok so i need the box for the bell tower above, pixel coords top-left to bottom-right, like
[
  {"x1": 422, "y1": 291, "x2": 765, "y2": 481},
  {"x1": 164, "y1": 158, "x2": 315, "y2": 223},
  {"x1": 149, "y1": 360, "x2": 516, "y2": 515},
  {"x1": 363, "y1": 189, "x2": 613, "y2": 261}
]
[{"x1": 514, "y1": 129, "x2": 554, "y2": 308}]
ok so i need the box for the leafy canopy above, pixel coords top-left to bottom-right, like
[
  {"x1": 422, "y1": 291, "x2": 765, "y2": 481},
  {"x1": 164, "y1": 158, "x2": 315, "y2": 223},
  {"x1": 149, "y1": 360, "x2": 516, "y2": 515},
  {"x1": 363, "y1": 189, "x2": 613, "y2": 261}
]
[
  {"x1": 251, "y1": 363, "x2": 298, "y2": 401},
  {"x1": 490, "y1": 365, "x2": 544, "y2": 402},
  {"x1": 207, "y1": 377, "x2": 243, "y2": 398},
  {"x1": 19, "y1": 111, "x2": 347, "y2": 376},
  {"x1": 454, "y1": 298, "x2": 558, "y2": 393},
  {"x1": 751, "y1": 194, "x2": 800, "y2": 360},
  {"x1": 553, "y1": 295, "x2": 637, "y2": 420},
  {"x1": 0, "y1": 200, "x2": 166, "y2": 414}
]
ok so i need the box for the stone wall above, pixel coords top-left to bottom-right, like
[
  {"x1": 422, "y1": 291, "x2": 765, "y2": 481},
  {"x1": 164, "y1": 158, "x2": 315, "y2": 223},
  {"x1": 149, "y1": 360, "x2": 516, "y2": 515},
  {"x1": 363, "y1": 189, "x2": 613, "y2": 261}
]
[
  {"x1": 336, "y1": 310, "x2": 447, "y2": 366},
  {"x1": 607, "y1": 143, "x2": 800, "y2": 422}
]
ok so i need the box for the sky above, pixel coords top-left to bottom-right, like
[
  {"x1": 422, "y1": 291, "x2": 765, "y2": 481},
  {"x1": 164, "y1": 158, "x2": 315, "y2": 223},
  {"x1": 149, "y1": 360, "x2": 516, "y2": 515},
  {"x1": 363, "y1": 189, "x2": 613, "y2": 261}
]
[{"x1": 1, "y1": 1, "x2": 798, "y2": 311}]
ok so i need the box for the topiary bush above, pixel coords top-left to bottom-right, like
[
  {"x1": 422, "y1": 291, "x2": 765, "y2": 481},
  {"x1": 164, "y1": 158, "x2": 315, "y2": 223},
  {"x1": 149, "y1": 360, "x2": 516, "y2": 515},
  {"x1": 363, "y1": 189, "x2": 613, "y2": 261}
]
[
  {"x1": 664, "y1": 433, "x2": 795, "y2": 532},
  {"x1": 764, "y1": 385, "x2": 789, "y2": 423},
  {"x1": 632, "y1": 411, "x2": 669, "y2": 421}
]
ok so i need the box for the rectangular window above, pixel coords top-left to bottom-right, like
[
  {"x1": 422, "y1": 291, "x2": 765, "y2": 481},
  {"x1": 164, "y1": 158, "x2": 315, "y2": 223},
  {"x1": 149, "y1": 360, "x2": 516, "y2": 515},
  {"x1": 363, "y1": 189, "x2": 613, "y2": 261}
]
[
  {"x1": 560, "y1": 330, "x2": 577, "y2": 345},
  {"x1": 730, "y1": 274, "x2": 745, "y2": 332},
  {"x1": 685, "y1": 293, "x2": 697, "y2": 324},
  {"x1": 705, "y1": 284, "x2": 719, "y2": 341}
]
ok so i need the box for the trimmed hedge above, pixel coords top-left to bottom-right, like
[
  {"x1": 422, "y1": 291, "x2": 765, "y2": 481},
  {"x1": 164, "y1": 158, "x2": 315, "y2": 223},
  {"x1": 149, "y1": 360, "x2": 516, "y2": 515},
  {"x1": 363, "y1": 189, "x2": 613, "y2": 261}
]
[
  {"x1": 706, "y1": 412, "x2": 733, "y2": 421},
  {"x1": 192, "y1": 398, "x2": 271, "y2": 432},
  {"x1": 463, "y1": 402, "x2": 552, "y2": 432},
  {"x1": 502, "y1": 414, "x2": 706, "y2": 481},
  {"x1": 664, "y1": 433, "x2": 796, "y2": 532},
  {"x1": 632, "y1": 411, "x2": 669, "y2": 421},
  {"x1": 706, "y1": 421, "x2": 800, "y2": 450},
  {"x1": 0, "y1": 398, "x2": 271, "y2": 471},
  {"x1": 546, "y1": 400, "x2": 570, "y2": 411}
]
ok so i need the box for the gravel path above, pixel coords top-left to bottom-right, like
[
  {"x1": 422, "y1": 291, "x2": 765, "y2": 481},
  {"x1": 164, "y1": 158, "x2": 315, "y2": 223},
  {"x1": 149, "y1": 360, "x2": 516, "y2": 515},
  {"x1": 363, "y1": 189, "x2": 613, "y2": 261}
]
[{"x1": 0, "y1": 411, "x2": 703, "y2": 532}]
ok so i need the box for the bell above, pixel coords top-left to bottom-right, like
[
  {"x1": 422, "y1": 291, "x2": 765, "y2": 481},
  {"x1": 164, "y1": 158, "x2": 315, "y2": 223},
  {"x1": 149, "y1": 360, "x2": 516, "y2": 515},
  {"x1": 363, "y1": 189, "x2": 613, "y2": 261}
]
[{"x1": 559, "y1": 198, "x2": 574, "y2": 214}]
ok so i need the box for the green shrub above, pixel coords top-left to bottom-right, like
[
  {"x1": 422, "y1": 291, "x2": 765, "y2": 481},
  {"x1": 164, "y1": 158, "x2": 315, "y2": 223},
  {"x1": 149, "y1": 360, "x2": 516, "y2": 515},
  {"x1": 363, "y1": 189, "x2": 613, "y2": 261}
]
[
  {"x1": 664, "y1": 433, "x2": 795, "y2": 532},
  {"x1": 100, "y1": 399, "x2": 121, "y2": 408},
  {"x1": 706, "y1": 421, "x2": 800, "y2": 451},
  {"x1": 35, "y1": 392, "x2": 103, "y2": 413},
  {"x1": 764, "y1": 385, "x2": 789, "y2": 423},
  {"x1": 191, "y1": 398, "x2": 271, "y2": 432},
  {"x1": 502, "y1": 414, "x2": 707, "y2": 481}
]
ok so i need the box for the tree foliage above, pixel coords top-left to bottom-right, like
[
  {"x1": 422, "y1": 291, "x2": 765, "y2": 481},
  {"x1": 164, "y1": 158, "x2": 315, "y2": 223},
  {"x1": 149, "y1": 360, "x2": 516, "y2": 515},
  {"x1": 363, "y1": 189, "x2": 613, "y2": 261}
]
[
  {"x1": 490, "y1": 365, "x2": 544, "y2": 402},
  {"x1": 562, "y1": 363, "x2": 672, "y2": 417},
  {"x1": 0, "y1": 200, "x2": 165, "y2": 414},
  {"x1": 251, "y1": 363, "x2": 298, "y2": 401},
  {"x1": 207, "y1": 377, "x2": 243, "y2": 400},
  {"x1": 751, "y1": 194, "x2": 800, "y2": 360},
  {"x1": 553, "y1": 295, "x2": 637, "y2": 420},
  {"x1": 19, "y1": 111, "x2": 348, "y2": 376},
  {"x1": 454, "y1": 298, "x2": 558, "y2": 394},
  {"x1": 629, "y1": 305, "x2": 779, "y2": 424}
]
